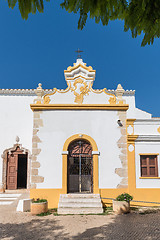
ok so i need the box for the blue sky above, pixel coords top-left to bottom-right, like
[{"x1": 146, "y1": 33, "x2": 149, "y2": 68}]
[{"x1": 0, "y1": 1, "x2": 160, "y2": 116}]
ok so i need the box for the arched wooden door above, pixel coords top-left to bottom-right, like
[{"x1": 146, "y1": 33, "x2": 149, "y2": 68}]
[
  {"x1": 7, "y1": 147, "x2": 28, "y2": 190},
  {"x1": 67, "y1": 140, "x2": 93, "y2": 193}
]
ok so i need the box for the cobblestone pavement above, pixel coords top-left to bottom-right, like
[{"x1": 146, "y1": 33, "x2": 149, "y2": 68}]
[{"x1": 0, "y1": 207, "x2": 160, "y2": 240}]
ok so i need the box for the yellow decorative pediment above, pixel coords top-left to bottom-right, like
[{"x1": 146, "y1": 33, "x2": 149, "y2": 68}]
[
  {"x1": 42, "y1": 80, "x2": 117, "y2": 105},
  {"x1": 64, "y1": 63, "x2": 95, "y2": 73},
  {"x1": 34, "y1": 59, "x2": 126, "y2": 105}
]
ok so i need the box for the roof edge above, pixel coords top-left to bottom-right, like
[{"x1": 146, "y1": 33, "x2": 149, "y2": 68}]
[{"x1": 0, "y1": 88, "x2": 135, "y2": 96}]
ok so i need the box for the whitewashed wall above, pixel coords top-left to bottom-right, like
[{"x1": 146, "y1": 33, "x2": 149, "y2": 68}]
[
  {"x1": 123, "y1": 95, "x2": 152, "y2": 119},
  {"x1": 37, "y1": 110, "x2": 123, "y2": 189},
  {"x1": 0, "y1": 95, "x2": 34, "y2": 188},
  {"x1": 134, "y1": 119, "x2": 160, "y2": 135},
  {"x1": 134, "y1": 119, "x2": 160, "y2": 188},
  {"x1": 0, "y1": 83, "x2": 156, "y2": 192}
]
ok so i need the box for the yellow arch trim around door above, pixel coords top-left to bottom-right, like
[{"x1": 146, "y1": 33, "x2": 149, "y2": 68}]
[
  {"x1": 63, "y1": 134, "x2": 98, "y2": 151},
  {"x1": 62, "y1": 134, "x2": 99, "y2": 194}
]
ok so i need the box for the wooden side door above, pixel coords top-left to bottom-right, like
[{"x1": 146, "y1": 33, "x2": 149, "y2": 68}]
[{"x1": 7, "y1": 153, "x2": 18, "y2": 190}]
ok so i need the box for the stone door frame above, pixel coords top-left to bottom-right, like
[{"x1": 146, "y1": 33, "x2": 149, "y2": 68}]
[{"x1": 1, "y1": 143, "x2": 31, "y2": 192}]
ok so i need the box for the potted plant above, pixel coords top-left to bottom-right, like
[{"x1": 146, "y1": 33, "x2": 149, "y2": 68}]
[
  {"x1": 113, "y1": 193, "x2": 133, "y2": 214},
  {"x1": 31, "y1": 198, "x2": 48, "y2": 215}
]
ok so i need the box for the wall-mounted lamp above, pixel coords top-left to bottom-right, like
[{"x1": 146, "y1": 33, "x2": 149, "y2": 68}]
[{"x1": 117, "y1": 119, "x2": 123, "y2": 127}]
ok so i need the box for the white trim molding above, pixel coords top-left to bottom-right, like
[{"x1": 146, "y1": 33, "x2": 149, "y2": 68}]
[
  {"x1": 92, "y1": 151, "x2": 100, "y2": 155},
  {"x1": 61, "y1": 151, "x2": 69, "y2": 155},
  {"x1": 136, "y1": 135, "x2": 160, "y2": 142},
  {"x1": 135, "y1": 119, "x2": 160, "y2": 125}
]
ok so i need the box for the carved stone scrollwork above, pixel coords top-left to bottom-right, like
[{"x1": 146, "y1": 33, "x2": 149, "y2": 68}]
[{"x1": 43, "y1": 82, "x2": 71, "y2": 104}]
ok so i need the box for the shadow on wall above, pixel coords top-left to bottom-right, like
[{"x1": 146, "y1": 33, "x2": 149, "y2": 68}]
[{"x1": 1, "y1": 212, "x2": 160, "y2": 239}]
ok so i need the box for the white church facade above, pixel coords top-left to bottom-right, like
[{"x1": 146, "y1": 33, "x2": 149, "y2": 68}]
[{"x1": 0, "y1": 58, "x2": 160, "y2": 208}]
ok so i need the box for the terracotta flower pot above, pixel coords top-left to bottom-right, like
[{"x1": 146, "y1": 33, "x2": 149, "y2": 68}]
[
  {"x1": 31, "y1": 201, "x2": 48, "y2": 215},
  {"x1": 113, "y1": 200, "x2": 130, "y2": 214}
]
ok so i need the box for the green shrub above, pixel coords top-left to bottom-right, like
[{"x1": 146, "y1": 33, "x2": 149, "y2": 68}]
[
  {"x1": 36, "y1": 211, "x2": 52, "y2": 216},
  {"x1": 116, "y1": 193, "x2": 133, "y2": 202},
  {"x1": 32, "y1": 198, "x2": 47, "y2": 203}
]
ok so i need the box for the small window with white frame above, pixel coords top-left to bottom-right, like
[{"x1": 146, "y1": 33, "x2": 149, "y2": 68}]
[{"x1": 140, "y1": 155, "x2": 158, "y2": 177}]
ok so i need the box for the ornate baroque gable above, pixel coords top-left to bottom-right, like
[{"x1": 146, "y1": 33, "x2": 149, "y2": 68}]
[{"x1": 31, "y1": 59, "x2": 129, "y2": 110}]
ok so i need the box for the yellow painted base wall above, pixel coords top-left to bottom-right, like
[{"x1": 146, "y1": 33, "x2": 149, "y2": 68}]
[
  {"x1": 100, "y1": 188, "x2": 128, "y2": 206},
  {"x1": 129, "y1": 188, "x2": 160, "y2": 207},
  {"x1": 100, "y1": 188, "x2": 160, "y2": 207},
  {"x1": 30, "y1": 189, "x2": 62, "y2": 208},
  {"x1": 30, "y1": 188, "x2": 160, "y2": 209}
]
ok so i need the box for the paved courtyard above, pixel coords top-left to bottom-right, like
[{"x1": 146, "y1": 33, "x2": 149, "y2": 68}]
[{"x1": 1, "y1": 204, "x2": 160, "y2": 240}]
